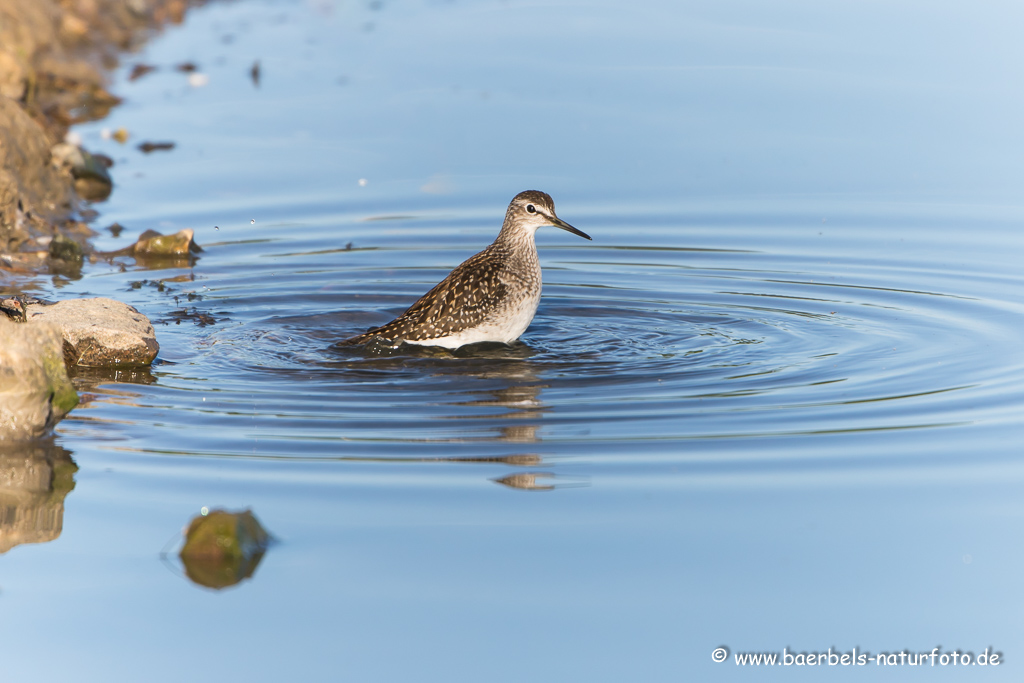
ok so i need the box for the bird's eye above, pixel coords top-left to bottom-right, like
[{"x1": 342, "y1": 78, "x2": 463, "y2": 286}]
[{"x1": 526, "y1": 204, "x2": 536, "y2": 213}]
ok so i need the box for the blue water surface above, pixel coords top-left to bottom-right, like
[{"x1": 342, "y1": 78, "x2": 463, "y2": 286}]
[{"x1": 2, "y1": 0, "x2": 1023, "y2": 680}]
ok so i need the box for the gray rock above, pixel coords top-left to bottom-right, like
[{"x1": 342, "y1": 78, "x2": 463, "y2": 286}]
[
  {"x1": 0, "y1": 318, "x2": 79, "y2": 441},
  {"x1": 25, "y1": 297, "x2": 159, "y2": 367}
]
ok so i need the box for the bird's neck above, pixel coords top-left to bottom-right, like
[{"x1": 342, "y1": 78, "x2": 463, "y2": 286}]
[
  {"x1": 493, "y1": 226, "x2": 540, "y2": 280},
  {"x1": 496, "y1": 223, "x2": 537, "y2": 251}
]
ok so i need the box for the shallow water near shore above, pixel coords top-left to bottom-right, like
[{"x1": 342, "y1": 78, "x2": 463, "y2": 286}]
[{"x1": 3, "y1": 0, "x2": 1024, "y2": 681}]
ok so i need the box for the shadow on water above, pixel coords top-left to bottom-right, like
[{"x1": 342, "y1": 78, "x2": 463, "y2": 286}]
[{"x1": 0, "y1": 440, "x2": 77, "y2": 555}]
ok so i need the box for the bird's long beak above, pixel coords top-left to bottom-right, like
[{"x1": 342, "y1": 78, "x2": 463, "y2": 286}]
[{"x1": 549, "y1": 216, "x2": 592, "y2": 240}]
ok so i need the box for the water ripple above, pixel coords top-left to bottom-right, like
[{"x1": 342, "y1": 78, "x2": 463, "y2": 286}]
[{"x1": 63, "y1": 207, "x2": 1024, "y2": 468}]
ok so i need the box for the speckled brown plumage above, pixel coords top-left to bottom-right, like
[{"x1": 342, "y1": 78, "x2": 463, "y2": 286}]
[{"x1": 343, "y1": 191, "x2": 590, "y2": 348}]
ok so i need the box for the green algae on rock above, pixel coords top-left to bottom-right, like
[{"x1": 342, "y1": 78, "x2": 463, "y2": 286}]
[
  {"x1": 47, "y1": 233, "x2": 84, "y2": 263},
  {"x1": 96, "y1": 228, "x2": 202, "y2": 268},
  {"x1": 180, "y1": 509, "x2": 273, "y2": 590},
  {"x1": 0, "y1": 317, "x2": 78, "y2": 441},
  {"x1": 132, "y1": 228, "x2": 201, "y2": 256}
]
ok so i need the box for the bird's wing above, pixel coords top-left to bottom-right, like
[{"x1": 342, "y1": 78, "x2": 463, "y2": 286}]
[{"x1": 345, "y1": 247, "x2": 508, "y2": 343}]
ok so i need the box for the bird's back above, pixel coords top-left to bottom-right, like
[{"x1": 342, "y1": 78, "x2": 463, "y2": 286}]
[{"x1": 343, "y1": 240, "x2": 539, "y2": 347}]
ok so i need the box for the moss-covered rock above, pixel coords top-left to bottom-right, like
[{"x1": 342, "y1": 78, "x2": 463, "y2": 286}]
[
  {"x1": 180, "y1": 509, "x2": 273, "y2": 590},
  {"x1": 0, "y1": 316, "x2": 78, "y2": 440},
  {"x1": 132, "y1": 228, "x2": 201, "y2": 256}
]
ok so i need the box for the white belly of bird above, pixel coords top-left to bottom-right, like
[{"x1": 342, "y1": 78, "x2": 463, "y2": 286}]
[{"x1": 405, "y1": 287, "x2": 541, "y2": 349}]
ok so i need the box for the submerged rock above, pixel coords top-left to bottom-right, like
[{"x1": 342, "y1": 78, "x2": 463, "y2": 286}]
[
  {"x1": 0, "y1": 318, "x2": 79, "y2": 441},
  {"x1": 0, "y1": 441, "x2": 77, "y2": 553},
  {"x1": 25, "y1": 297, "x2": 159, "y2": 368},
  {"x1": 180, "y1": 509, "x2": 273, "y2": 590}
]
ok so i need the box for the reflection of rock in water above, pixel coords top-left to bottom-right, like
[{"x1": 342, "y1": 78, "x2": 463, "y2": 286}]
[
  {"x1": 70, "y1": 364, "x2": 157, "y2": 387},
  {"x1": 0, "y1": 443, "x2": 77, "y2": 554},
  {"x1": 179, "y1": 509, "x2": 273, "y2": 590}
]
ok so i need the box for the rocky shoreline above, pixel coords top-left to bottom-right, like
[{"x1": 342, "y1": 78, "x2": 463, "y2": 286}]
[
  {"x1": 1, "y1": 0, "x2": 204, "y2": 439},
  {"x1": 1, "y1": 0, "x2": 201, "y2": 264}
]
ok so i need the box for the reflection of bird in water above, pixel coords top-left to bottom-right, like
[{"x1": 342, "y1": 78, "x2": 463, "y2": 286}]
[
  {"x1": 493, "y1": 472, "x2": 556, "y2": 491},
  {"x1": 460, "y1": 383, "x2": 544, "y2": 443},
  {"x1": 343, "y1": 190, "x2": 590, "y2": 348},
  {"x1": 443, "y1": 361, "x2": 547, "y2": 443}
]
